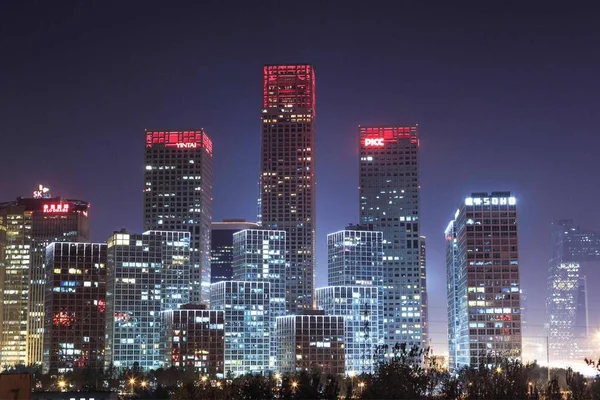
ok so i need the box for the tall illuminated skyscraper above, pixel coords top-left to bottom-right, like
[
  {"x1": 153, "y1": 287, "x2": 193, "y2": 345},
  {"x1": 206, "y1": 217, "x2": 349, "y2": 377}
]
[
  {"x1": 358, "y1": 126, "x2": 423, "y2": 349},
  {"x1": 232, "y1": 229, "x2": 286, "y2": 370},
  {"x1": 546, "y1": 220, "x2": 600, "y2": 361},
  {"x1": 260, "y1": 64, "x2": 316, "y2": 313},
  {"x1": 316, "y1": 225, "x2": 383, "y2": 375},
  {"x1": 0, "y1": 190, "x2": 89, "y2": 367},
  {"x1": 144, "y1": 130, "x2": 213, "y2": 304},
  {"x1": 446, "y1": 192, "x2": 522, "y2": 370}
]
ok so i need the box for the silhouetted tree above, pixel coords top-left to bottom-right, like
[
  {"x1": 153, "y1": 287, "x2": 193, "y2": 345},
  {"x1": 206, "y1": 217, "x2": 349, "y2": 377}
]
[{"x1": 546, "y1": 376, "x2": 563, "y2": 400}]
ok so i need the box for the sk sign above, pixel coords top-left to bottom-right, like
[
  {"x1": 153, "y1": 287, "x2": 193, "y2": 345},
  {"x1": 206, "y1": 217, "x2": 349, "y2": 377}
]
[{"x1": 364, "y1": 138, "x2": 384, "y2": 147}]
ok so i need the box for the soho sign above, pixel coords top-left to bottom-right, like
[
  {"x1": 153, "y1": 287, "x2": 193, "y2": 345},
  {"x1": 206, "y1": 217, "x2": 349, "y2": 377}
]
[
  {"x1": 364, "y1": 138, "x2": 384, "y2": 147},
  {"x1": 465, "y1": 197, "x2": 516, "y2": 206}
]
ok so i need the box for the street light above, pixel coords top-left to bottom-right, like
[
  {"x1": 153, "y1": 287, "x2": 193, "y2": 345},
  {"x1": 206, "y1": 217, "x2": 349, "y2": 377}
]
[
  {"x1": 58, "y1": 380, "x2": 66, "y2": 391},
  {"x1": 141, "y1": 381, "x2": 148, "y2": 389},
  {"x1": 201, "y1": 375, "x2": 208, "y2": 383},
  {"x1": 129, "y1": 378, "x2": 136, "y2": 394},
  {"x1": 291, "y1": 381, "x2": 298, "y2": 390}
]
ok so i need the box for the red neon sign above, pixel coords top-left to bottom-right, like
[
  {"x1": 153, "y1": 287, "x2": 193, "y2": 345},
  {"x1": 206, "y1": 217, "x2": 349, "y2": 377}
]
[
  {"x1": 145, "y1": 130, "x2": 212, "y2": 154},
  {"x1": 43, "y1": 203, "x2": 70, "y2": 213},
  {"x1": 364, "y1": 138, "x2": 384, "y2": 147}
]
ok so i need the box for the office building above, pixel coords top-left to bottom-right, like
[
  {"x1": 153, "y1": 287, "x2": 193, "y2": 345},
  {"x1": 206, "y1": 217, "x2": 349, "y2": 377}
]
[
  {"x1": 420, "y1": 236, "x2": 429, "y2": 347},
  {"x1": 318, "y1": 225, "x2": 383, "y2": 374},
  {"x1": 276, "y1": 311, "x2": 345, "y2": 375},
  {"x1": 232, "y1": 229, "x2": 286, "y2": 370},
  {"x1": 446, "y1": 192, "x2": 522, "y2": 370},
  {"x1": 327, "y1": 225, "x2": 383, "y2": 287},
  {"x1": 144, "y1": 130, "x2": 213, "y2": 305},
  {"x1": 105, "y1": 230, "x2": 191, "y2": 370},
  {"x1": 211, "y1": 220, "x2": 259, "y2": 283},
  {"x1": 260, "y1": 64, "x2": 316, "y2": 313},
  {"x1": 358, "y1": 126, "x2": 424, "y2": 349},
  {"x1": 0, "y1": 189, "x2": 89, "y2": 367},
  {"x1": 43, "y1": 243, "x2": 107, "y2": 374},
  {"x1": 210, "y1": 281, "x2": 270, "y2": 376},
  {"x1": 546, "y1": 220, "x2": 600, "y2": 361},
  {"x1": 163, "y1": 304, "x2": 224, "y2": 377},
  {"x1": 315, "y1": 286, "x2": 381, "y2": 374}
]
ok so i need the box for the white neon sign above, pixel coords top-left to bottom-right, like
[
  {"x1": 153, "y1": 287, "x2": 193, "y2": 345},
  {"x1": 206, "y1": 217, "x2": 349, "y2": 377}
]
[
  {"x1": 364, "y1": 138, "x2": 384, "y2": 147},
  {"x1": 33, "y1": 184, "x2": 50, "y2": 199},
  {"x1": 465, "y1": 197, "x2": 516, "y2": 206}
]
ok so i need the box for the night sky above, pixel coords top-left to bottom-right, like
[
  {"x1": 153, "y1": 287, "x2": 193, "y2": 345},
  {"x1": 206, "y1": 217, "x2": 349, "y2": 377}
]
[{"x1": 2, "y1": 1, "x2": 600, "y2": 355}]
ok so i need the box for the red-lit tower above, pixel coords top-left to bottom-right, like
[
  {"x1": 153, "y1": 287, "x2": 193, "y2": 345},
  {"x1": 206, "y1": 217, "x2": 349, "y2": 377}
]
[
  {"x1": 261, "y1": 65, "x2": 316, "y2": 313},
  {"x1": 144, "y1": 130, "x2": 213, "y2": 305},
  {"x1": 0, "y1": 191, "x2": 90, "y2": 367},
  {"x1": 358, "y1": 126, "x2": 425, "y2": 349}
]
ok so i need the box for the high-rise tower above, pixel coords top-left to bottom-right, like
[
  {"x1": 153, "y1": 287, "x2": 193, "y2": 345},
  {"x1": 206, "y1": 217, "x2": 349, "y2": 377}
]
[
  {"x1": 260, "y1": 65, "x2": 316, "y2": 313},
  {"x1": 144, "y1": 130, "x2": 213, "y2": 304},
  {"x1": 446, "y1": 192, "x2": 522, "y2": 370},
  {"x1": 546, "y1": 220, "x2": 600, "y2": 361},
  {"x1": 358, "y1": 126, "x2": 423, "y2": 349},
  {"x1": 0, "y1": 191, "x2": 89, "y2": 367}
]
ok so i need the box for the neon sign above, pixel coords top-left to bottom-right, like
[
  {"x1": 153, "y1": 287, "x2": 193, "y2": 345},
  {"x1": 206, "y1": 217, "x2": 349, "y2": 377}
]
[
  {"x1": 33, "y1": 184, "x2": 51, "y2": 199},
  {"x1": 465, "y1": 197, "x2": 516, "y2": 206},
  {"x1": 43, "y1": 203, "x2": 70, "y2": 213},
  {"x1": 364, "y1": 138, "x2": 384, "y2": 147},
  {"x1": 169, "y1": 142, "x2": 197, "y2": 149}
]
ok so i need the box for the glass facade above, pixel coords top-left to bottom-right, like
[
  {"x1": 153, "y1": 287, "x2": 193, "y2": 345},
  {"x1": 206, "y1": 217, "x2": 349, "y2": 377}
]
[
  {"x1": 276, "y1": 311, "x2": 345, "y2": 375},
  {"x1": 260, "y1": 64, "x2": 316, "y2": 313},
  {"x1": 358, "y1": 126, "x2": 423, "y2": 349},
  {"x1": 210, "y1": 281, "x2": 270, "y2": 376},
  {"x1": 210, "y1": 220, "x2": 259, "y2": 283},
  {"x1": 446, "y1": 192, "x2": 522, "y2": 370},
  {"x1": 144, "y1": 130, "x2": 213, "y2": 305},
  {"x1": 546, "y1": 220, "x2": 600, "y2": 361},
  {"x1": 315, "y1": 286, "x2": 381, "y2": 375},
  {"x1": 163, "y1": 305, "x2": 224, "y2": 377},
  {"x1": 43, "y1": 243, "x2": 106, "y2": 374},
  {"x1": 0, "y1": 196, "x2": 89, "y2": 367},
  {"x1": 105, "y1": 230, "x2": 191, "y2": 370},
  {"x1": 232, "y1": 229, "x2": 286, "y2": 370},
  {"x1": 318, "y1": 226, "x2": 384, "y2": 374}
]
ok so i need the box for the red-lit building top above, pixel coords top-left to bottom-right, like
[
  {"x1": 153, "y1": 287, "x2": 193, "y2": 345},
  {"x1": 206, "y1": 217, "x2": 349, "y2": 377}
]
[
  {"x1": 145, "y1": 130, "x2": 213, "y2": 154},
  {"x1": 359, "y1": 126, "x2": 419, "y2": 148},
  {"x1": 263, "y1": 64, "x2": 315, "y2": 110}
]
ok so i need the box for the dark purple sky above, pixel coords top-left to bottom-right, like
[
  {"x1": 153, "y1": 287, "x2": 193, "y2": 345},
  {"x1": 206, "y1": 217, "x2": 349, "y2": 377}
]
[{"x1": 2, "y1": 1, "x2": 600, "y2": 355}]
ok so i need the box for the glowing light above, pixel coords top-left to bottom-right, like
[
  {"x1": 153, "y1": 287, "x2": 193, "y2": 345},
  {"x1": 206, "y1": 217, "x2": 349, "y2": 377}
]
[
  {"x1": 33, "y1": 184, "x2": 50, "y2": 199},
  {"x1": 465, "y1": 197, "x2": 516, "y2": 206},
  {"x1": 141, "y1": 381, "x2": 147, "y2": 388},
  {"x1": 43, "y1": 203, "x2": 70, "y2": 213},
  {"x1": 364, "y1": 138, "x2": 384, "y2": 147}
]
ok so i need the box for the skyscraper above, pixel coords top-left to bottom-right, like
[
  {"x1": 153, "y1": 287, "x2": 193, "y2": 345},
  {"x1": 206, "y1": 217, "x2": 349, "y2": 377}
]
[
  {"x1": 105, "y1": 230, "x2": 191, "y2": 370},
  {"x1": 358, "y1": 126, "x2": 423, "y2": 349},
  {"x1": 210, "y1": 220, "x2": 259, "y2": 283},
  {"x1": 0, "y1": 191, "x2": 90, "y2": 367},
  {"x1": 144, "y1": 130, "x2": 213, "y2": 305},
  {"x1": 546, "y1": 220, "x2": 600, "y2": 361},
  {"x1": 420, "y1": 236, "x2": 429, "y2": 347},
  {"x1": 315, "y1": 225, "x2": 384, "y2": 375},
  {"x1": 232, "y1": 229, "x2": 286, "y2": 370},
  {"x1": 43, "y1": 243, "x2": 107, "y2": 374},
  {"x1": 446, "y1": 192, "x2": 522, "y2": 370},
  {"x1": 260, "y1": 64, "x2": 316, "y2": 313}
]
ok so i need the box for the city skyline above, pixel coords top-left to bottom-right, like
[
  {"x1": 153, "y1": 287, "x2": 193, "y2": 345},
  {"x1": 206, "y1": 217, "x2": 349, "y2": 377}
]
[{"x1": 2, "y1": 2, "x2": 600, "y2": 359}]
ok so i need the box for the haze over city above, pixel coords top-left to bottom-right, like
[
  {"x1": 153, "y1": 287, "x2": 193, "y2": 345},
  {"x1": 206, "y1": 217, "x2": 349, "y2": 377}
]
[{"x1": 1, "y1": 0, "x2": 600, "y2": 372}]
